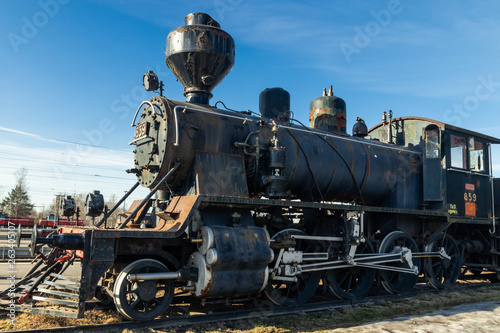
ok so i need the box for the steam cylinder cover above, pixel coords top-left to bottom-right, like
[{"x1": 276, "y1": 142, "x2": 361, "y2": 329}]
[{"x1": 309, "y1": 89, "x2": 346, "y2": 135}]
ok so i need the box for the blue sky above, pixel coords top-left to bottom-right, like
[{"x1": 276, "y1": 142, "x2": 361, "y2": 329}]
[{"x1": 1, "y1": 0, "x2": 500, "y2": 210}]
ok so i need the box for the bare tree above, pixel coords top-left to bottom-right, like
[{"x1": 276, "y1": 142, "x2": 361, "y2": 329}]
[{"x1": 1, "y1": 168, "x2": 34, "y2": 218}]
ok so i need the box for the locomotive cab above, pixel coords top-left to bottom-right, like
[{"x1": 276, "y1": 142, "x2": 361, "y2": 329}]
[
  {"x1": 368, "y1": 116, "x2": 500, "y2": 222},
  {"x1": 444, "y1": 129, "x2": 499, "y2": 221}
]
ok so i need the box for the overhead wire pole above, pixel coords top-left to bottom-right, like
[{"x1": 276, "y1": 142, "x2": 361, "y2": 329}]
[{"x1": 55, "y1": 193, "x2": 64, "y2": 226}]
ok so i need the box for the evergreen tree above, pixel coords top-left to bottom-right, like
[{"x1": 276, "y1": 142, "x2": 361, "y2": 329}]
[{"x1": 1, "y1": 168, "x2": 34, "y2": 217}]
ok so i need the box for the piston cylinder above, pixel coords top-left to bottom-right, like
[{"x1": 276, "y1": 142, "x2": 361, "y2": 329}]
[{"x1": 188, "y1": 226, "x2": 273, "y2": 297}]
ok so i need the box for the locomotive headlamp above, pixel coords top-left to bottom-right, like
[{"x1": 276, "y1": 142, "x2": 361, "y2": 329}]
[{"x1": 143, "y1": 70, "x2": 159, "y2": 91}]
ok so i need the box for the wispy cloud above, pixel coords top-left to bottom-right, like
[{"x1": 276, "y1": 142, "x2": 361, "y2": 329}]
[
  {"x1": 0, "y1": 126, "x2": 59, "y2": 143},
  {"x1": 0, "y1": 128, "x2": 139, "y2": 208},
  {"x1": 0, "y1": 126, "x2": 130, "y2": 152}
]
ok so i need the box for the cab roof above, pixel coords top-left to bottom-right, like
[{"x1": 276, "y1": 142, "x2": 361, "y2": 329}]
[{"x1": 368, "y1": 116, "x2": 500, "y2": 144}]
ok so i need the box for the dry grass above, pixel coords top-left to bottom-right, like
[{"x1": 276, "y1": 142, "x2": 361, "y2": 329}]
[
  {"x1": 2, "y1": 286, "x2": 500, "y2": 333},
  {"x1": 0, "y1": 308, "x2": 123, "y2": 332},
  {"x1": 135, "y1": 286, "x2": 500, "y2": 333}
]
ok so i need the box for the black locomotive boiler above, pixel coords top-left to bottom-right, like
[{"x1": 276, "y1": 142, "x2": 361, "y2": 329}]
[{"x1": 3, "y1": 12, "x2": 500, "y2": 321}]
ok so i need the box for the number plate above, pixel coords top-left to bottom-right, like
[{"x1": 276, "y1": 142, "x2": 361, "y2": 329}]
[
  {"x1": 134, "y1": 122, "x2": 149, "y2": 140},
  {"x1": 465, "y1": 202, "x2": 476, "y2": 217}
]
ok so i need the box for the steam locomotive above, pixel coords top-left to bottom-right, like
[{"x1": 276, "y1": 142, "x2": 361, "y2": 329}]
[{"x1": 3, "y1": 13, "x2": 500, "y2": 321}]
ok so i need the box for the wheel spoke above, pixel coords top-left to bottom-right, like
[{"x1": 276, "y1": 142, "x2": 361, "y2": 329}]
[
  {"x1": 426, "y1": 234, "x2": 461, "y2": 289},
  {"x1": 436, "y1": 266, "x2": 443, "y2": 279},
  {"x1": 130, "y1": 297, "x2": 140, "y2": 308},
  {"x1": 113, "y1": 259, "x2": 175, "y2": 321},
  {"x1": 327, "y1": 239, "x2": 375, "y2": 300},
  {"x1": 286, "y1": 284, "x2": 292, "y2": 299},
  {"x1": 265, "y1": 229, "x2": 320, "y2": 306},
  {"x1": 346, "y1": 276, "x2": 353, "y2": 292},
  {"x1": 379, "y1": 231, "x2": 420, "y2": 294},
  {"x1": 126, "y1": 288, "x2": 139, "y2": 295},
  {"x1": 338, "y1": 273, "x2": 349, "y2": 285}
]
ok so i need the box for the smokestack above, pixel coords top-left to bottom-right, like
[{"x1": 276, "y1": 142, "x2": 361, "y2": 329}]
[{"x1": 165, "y1": 13, "x2": 235, "y2": 105}]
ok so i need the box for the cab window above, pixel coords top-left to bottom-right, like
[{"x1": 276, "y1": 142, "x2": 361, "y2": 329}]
[
  {"x1": 450, "y1": 134, "x2": 466, "y2": 169},
  {"x1": 425, "y1": 127, "x2": 440, "y2": 158},
  {"x1": 469, "y1": 138, "x2": 484, "y2": 172}
]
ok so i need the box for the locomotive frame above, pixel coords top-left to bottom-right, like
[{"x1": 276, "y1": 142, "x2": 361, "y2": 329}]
[{"x1": 2, "y1": 12, "x2": 500, "y2": 321}]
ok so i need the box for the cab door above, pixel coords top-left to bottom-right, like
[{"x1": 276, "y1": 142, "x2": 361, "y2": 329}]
[
  {"x1": 464, "y1": 137, "x2": 490, "y2": 218},
  {"x1": 423, "y1": 125, "x2": 443, "y2": 201}
]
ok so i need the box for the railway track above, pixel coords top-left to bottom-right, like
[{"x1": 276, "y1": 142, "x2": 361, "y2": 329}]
[{"x1": 3, "y1": 280, "x2": 496, "y2": 333}]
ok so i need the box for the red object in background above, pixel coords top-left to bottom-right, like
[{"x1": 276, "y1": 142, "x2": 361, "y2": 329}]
[{"x1": 0, "y1": 217, "x2": 84, "y2": 228}]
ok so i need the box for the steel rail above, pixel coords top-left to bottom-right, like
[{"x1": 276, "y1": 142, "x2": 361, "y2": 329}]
[{"x1": 5, "y1": 282, "x2": 495, "y2": 333}]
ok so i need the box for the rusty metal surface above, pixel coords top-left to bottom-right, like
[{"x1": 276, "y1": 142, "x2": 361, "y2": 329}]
[
  {"x1": 196, "y1": 195, "x2": 448, "y2": 218},
  {"x1": 277, "y1": 123, "x2": 410, "y2": 207},
  {"x1": 189, "y1": 225, "x2": 271, "y2": 297},
  {"x1": 194, "y1": 152, "x2": 248, "y2": 197},
  {"x1": 132, "y1": 96, "x2": 170, "y2": 188},
  {"x1": 118, "y1": 199, "x2": 153, "y2": 225},
  {"x1": 309, "y1": 86, "x2": 346, "y2": 135},
  {"x1": 154, "y1": 195, "x2": 201, "y2": 234},
  {"x1": 117, "y1": 161, "x2": 182, "y2": 229},
  {"x1": 59, "y1": 227, "x2": 86, "y2": 258},
  {"x1": 165, "y1": 13, "x2": 234, "y2": 104},
  {"x1": 132, "y1": 97, "x2": 425, "y2": 210}
]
